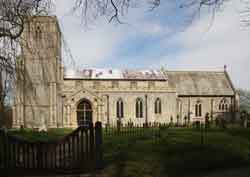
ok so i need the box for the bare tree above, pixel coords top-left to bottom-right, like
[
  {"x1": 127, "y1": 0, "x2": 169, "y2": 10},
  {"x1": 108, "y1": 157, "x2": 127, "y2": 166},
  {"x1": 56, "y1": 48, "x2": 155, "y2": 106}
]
[
  {"x1": 0, "y1": 70, "x2": 12, "y2": 127},
  {"x1": 238, "y1": 89, "x2": 250, "y2": 113},
  {"x1": 0, "y1": 0, "x2": 51, "y2": 127},
  {"x1": 71, "y1": 0, "x2": 227, "y2": 26},
  {"x1": 0, "y1": 0, "x2": 233, "y2": 76},
  {"x1": 0, "y1": 0, "x2": 52, "y2": 75}
]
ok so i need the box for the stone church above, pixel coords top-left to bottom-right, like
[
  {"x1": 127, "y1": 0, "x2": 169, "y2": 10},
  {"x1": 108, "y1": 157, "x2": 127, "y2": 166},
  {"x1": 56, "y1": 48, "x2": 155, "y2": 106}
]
[{"x1": 12, "y1": 16, "x2": 239, "y2": 129}]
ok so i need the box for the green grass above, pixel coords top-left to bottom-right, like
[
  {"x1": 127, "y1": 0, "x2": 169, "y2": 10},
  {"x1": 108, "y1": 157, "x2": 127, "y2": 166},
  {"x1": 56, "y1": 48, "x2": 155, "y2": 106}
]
[
  {"x1": 2, "y1": 127, "x2": 250, "y2": 176},
  {"x1": 226, "y1": 128, "x2": 250, "y2": 141},
  {"x1": 101, "y1": 128, "x2": 250, "y2": 177},
  {"x1": 7, "y1": 128, "x2": 73, "y2": 142}
]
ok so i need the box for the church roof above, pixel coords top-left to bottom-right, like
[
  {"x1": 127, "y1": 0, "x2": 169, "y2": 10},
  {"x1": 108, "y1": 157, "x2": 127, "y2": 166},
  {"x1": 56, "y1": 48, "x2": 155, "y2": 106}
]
[
  {"x1": 64, "y1": 68, "x2": 235, "y2": 96},
  {"x1": 166, "y1": 71, "x2": 235, "y2": 96},
  {"x1": 64, "y1": 68, "x2": 167, "y2": 80}
]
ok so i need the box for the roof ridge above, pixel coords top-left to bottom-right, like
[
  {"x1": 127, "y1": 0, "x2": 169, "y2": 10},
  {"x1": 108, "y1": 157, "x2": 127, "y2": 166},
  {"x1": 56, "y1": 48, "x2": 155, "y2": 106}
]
[{"x1": 166, "y1": 70, "x2": 225, "y2": 73}]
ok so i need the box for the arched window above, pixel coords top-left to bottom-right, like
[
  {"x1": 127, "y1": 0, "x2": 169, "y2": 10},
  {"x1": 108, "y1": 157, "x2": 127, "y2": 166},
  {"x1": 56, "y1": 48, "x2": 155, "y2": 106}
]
[
  {"x1": 77, "y1": 99, "x2": 92, "y2": 126},
  {"x1": 219, "y1": 98, "x2": 229, "y2": 111},
  {"x1": 154, "y1": 98, "x2": 162, "y2": 114},
  {"x1": 195, "y1": 101, "x2": 202, "y2": 117},
  {"x1": 35, "y1": 26, "x2": 42, "y2": 40},
  {"x1": 116, "y1": 98, "x2": 124, "y2": 118},
  {"x1": 136, "y1": 98, "x2": 143, "y2": 118}
]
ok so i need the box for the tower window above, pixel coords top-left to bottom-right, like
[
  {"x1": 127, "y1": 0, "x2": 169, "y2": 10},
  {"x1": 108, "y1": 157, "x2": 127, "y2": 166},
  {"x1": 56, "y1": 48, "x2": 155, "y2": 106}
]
[
  {"x1": 34, "y1": 87, "x2": 37, "y2": 97},
  {"x1": 35, "y1": 26, "x2": 42, "y2": 40}
]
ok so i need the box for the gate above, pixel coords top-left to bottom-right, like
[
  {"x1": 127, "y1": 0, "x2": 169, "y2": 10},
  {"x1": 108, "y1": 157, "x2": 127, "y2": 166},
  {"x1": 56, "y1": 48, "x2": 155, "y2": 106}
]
[{"x1": 0, "y1": 122, "x2": 103, "y2": 176}]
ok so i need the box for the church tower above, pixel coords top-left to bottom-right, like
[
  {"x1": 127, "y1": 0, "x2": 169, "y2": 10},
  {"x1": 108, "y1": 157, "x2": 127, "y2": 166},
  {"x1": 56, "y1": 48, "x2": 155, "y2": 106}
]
[{"x1": 13, "y1": 16, "x2": 63, "y2": 128}]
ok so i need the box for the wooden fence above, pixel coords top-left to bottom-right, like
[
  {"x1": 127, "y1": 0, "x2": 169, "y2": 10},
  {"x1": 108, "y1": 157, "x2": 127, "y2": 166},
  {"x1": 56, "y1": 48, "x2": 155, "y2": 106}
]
[{"x1": 0, "y1": 122, "x2": 103, "y2": 176}]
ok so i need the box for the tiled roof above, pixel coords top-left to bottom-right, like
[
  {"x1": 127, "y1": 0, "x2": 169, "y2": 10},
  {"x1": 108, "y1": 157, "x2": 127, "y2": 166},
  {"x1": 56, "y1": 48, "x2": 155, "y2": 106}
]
[
  {"x1": 64, "y1": 68, "x2": 167, "y2": 80},
  {"x1": 166, "y1": 71, "x2": 235, "y2": 96},
  {"x1": 64, "y1": 68, "x2": 235, "y2": 96}
]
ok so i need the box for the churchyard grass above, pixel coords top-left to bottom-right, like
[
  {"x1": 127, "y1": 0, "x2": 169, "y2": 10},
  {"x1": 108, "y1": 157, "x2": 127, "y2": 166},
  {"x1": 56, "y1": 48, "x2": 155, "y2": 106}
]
[
  {"x1": 2, "y1": 127, "x2": 250, "y2": 176},
  {"x1": 102, "y1": 127, "x2": 250, "y2": 177},
  {"x1": 7, "y1": 128, "x2": 73, "y2": 142}
]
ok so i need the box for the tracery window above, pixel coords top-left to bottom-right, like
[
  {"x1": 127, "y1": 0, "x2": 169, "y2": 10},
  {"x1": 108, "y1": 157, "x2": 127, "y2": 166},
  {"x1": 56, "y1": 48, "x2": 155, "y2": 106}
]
[
  {"x1": 154, "y1": 98, "x2": 162, "y2": 114},
  {"x1": 136, "y1": 98, "x2": 143, "y2": 118},
  {"x1": 195, "y1": 101, "x2": 202, "y2": 117},
  {"x1": 116, "y1": 98, "x2": 124, "y2": 118},
  {"x1": 219, "y1": 98, "x2": 229, "y2": 111}
]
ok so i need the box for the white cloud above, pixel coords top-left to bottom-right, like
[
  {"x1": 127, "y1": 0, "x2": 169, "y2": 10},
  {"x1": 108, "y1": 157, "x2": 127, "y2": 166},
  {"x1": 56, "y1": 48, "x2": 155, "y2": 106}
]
[
  {"x1": 158, "y1": 0, "x2": 250, "y2": 90},
  {"x1": 135, "y1": 22, "x2": 170, "y2": 36},
  {"x1": 54, "y1": 0, "x2": 168, "y2": 68},
  {"x1": 53, "y1": 0, "x2": 250, "y2": 90},
  {"x1": 59, "y1": 19, "x2": 123, "y2": 68},
  {"x1": 53, "y1": 0, "x2": 125, "y2": 68}
]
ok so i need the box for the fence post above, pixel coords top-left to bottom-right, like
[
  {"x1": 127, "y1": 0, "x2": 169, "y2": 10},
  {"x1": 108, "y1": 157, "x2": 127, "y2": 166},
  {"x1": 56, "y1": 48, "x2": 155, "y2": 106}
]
[
  {"x1": 95, "y1": 121, "x2": 103, "y2": 169},
  {"x1": 37, "y1": 143, "x2": 41, "y2": 169},
  {"x1": 200, "y1": 123, "x2": 204, "y2": 147},
  {"x1": 0, "y1": 129, "x2": 6, "y2": 170},
  {"x1": 89, "y1": 122, "x2": 94, "y2": 170},
  {"x1": 2, "y1": 128, "x2": 8, "y2": 171},
  {"x1": 117, "y1": 120, "x2": 121, "y2": 134}
]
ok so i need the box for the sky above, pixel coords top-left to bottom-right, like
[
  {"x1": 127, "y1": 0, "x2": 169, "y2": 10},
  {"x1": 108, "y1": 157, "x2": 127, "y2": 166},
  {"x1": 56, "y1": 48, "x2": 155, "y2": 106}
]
[{"x1": 53, "y1": 0, "x2": 250, "y2": 90}]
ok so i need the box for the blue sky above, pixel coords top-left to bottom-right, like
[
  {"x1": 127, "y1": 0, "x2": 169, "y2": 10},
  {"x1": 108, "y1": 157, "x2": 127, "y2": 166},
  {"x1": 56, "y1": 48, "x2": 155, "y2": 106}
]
[{"x1": 54, "y1": 0, "x2": 250, "y2": 90}]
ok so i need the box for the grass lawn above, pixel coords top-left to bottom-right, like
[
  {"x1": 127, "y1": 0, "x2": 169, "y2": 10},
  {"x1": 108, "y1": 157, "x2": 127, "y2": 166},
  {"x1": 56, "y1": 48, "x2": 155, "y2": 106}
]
[
  {"x1": 2, "y1": 127, "x2": 250, "y2": 177},
  {"x1": 6, "y1": 128, "x2": 74, "y2": 142},
  {"x1": 101, "y1": 128, "x2": 250, "y2": 177}
]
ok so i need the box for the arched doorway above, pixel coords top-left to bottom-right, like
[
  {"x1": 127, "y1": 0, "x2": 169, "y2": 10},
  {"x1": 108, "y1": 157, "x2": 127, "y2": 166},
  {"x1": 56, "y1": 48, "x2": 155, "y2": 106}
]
[{"x1": 77, "y1": 99, "x2": 92, "y2": 127}]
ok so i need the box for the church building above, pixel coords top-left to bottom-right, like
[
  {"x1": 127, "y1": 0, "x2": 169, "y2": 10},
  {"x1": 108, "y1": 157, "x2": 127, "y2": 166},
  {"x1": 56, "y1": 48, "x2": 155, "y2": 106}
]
[{"x1": 12, "y1": 16, "x2": 239, "y2": 128}]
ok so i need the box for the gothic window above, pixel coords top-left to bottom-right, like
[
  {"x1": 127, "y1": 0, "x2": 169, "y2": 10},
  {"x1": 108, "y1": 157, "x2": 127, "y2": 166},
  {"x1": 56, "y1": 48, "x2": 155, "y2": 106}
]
[
  {"x1": 116, "y1": 98, "x2": 124, "y2": 118},
  {"x1": 154, "y1": 98, "x2": 162, "y2": 114},
  {"x1": 77, "y1": 99, "x2": 92, "y2": 126},
  {"x1": 136, "y1": 98, "x2": 143, "y2": 118},
  {"x1": 219, "y1": 98, "x2": 229, "y2": 111},
  {"x1": 195, "y1": 101, "x2": 202, "y2": 117}
]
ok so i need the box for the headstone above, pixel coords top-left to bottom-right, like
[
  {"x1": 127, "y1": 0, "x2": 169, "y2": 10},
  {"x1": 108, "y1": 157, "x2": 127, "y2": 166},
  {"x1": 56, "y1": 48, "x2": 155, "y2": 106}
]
[{"x1": 38, "y1": 115, "x2": 47, "y2": 132}]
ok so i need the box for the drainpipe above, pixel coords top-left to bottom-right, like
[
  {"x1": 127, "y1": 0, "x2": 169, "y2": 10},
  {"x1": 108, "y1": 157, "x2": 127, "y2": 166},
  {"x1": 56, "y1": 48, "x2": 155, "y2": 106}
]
[
  {"x1": 23, "y1": 59, "x2": 26, "y2": 128},
  {"x1": 106, "y1": 95, "x2": 110, "y2": 126},
  {"x1": 145, "y1": 94, "x2": 148, "y2": 127},
  {"x1": 211, "y1": 99, "x2": 214, "y2": 122},
  {"x1": 188, "y1": 98, "x2": 191, "y2": 124}
]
